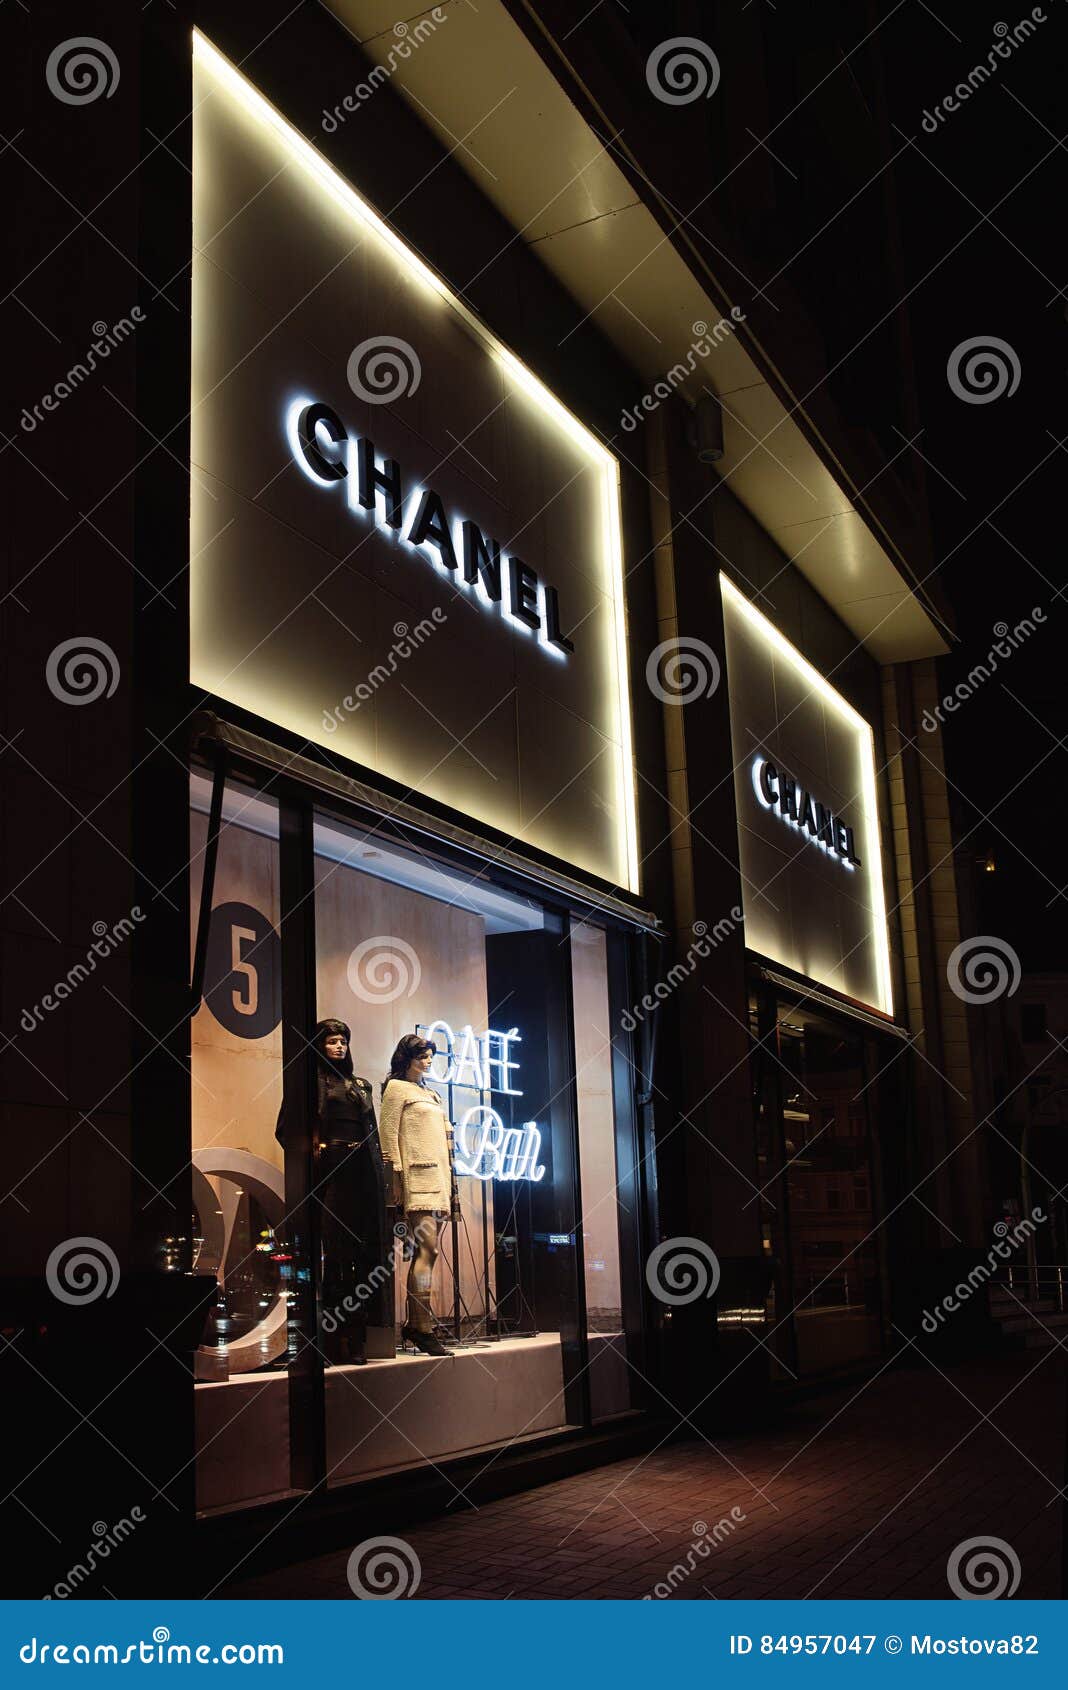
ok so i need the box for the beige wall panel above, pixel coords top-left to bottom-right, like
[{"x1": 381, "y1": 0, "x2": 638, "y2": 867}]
[{"x1": 722, "y1": 579, "x2": 893, "y2": 1014}]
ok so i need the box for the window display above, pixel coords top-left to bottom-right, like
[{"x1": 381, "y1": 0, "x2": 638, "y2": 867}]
[
  {"x1": 312, "y1": 810, "x2": 587, "y2": 1485},
  {"x1": 190, "y1": 769, "x2": 645, "y2": 1511}
]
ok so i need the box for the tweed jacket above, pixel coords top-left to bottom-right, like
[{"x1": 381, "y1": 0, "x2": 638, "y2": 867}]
[{"x1": 378, "y1": 1078, "x2": 453, "y2": 1213}]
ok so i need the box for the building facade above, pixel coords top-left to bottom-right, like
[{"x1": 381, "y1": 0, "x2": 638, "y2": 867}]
[{"x1": 3, "y1": 0, "x2": 986, "y2": 1594}]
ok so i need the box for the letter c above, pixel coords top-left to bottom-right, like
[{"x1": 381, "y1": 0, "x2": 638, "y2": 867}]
[
  {"x1": 289, "y1": 399, "x2": 348, "y2": 484},
  {"x1": 752, "y1": 756, "x2": 778, "y2": 809}
]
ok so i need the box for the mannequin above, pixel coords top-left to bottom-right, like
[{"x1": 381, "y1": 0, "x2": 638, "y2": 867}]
[
  {"x1": 276, "y1": 1017, "x2": 388, "y2": 1365},
  {"x1": 378, "y1": 1033, "x2": 454, "y2": 1358}
]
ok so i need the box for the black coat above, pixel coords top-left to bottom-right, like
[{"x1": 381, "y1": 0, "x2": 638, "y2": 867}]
[
  {"x1": 275, "y1": 1069, "x2": 379, "y2": 1147},
  {"x1": 275, "y1": 1016, "x2": 381, "y2": 1149}
]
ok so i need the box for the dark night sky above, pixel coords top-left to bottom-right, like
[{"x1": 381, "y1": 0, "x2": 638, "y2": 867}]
[{"x1": 878, "y1": 0, "x2": 1068, "y2": 967}]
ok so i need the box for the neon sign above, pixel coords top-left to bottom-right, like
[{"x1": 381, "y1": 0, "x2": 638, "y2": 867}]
[
  {"x1": 416, "y1": 1020, "x2": 545, "y2": 1182},
  {"x1": 420, "y1": 1020, "x2": 523, "y2": 1094},
  {"x1": 454, "y1": 1108, "x2": 545, "y2": 1183},
  {"x1": 286, "y1": 398, "x2": 575, "y2": 660}
]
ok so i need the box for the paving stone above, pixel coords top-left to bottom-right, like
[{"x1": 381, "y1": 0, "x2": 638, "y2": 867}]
[{"x1": 222, "y1": 1353, "x2": 1065, "y2": 1600}]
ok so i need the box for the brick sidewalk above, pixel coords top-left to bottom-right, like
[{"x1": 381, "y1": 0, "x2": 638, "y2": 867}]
[{"x1": 223, "y1": 1350, "x2": 1066, "y2": 1600}]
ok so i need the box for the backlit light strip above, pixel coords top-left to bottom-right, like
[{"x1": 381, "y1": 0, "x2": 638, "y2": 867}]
[
  {"x1": 191, "y1": 30, "x2": 639, "y2": 894},
  {"x1": 720, "y1": 573, "x2": 893, "y2": 1016}
]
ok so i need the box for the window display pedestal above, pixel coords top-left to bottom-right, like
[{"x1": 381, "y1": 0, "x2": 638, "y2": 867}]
[
  {"x1": 325, "y1": 1331, "x2": 568, "y2": 1486},
  {"x1": 195, "y1": 1332, "x2": 582, "y2": 1514}
]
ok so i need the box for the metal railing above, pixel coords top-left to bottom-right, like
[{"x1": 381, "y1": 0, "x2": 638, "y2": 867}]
[{"x1": 990, "y1": 1265, "x2": 1068, "y2": 1313}]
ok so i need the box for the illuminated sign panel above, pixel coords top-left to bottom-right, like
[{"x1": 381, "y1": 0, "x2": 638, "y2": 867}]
[
  {"x1": 721, "y1": 574, "x2": 893, "y2": 1016},
  {"x1": 190, "y1": 33, "x2": 638, "y2": 892}
]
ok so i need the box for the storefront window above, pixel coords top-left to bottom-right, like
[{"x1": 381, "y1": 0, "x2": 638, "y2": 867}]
[
  {"x1": 571, "y1": 919, "x2": 635, "y2": 1420},
  {"x1": 311, "y1": 811, "x2": 588, "y2": 1486},
  {"x1": 189, "y1": 772, "x2": 645, "y2": 1510},
  {"x1": 189, "y1": 773, "x2": 293, "y2": 1513}
]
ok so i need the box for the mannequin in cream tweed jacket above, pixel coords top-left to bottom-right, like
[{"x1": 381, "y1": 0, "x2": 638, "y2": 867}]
[
  {"x1": 378, "y1": 1077, "x2": 453, "y2": 1214},
  {"x1": 379, "y1": 1036, "x2": 456, "y2": 1355}
]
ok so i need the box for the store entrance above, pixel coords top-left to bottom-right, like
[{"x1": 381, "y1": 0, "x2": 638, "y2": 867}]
[{"x1": 751, "y1": 985, "x2": 892, "y2": 1376}]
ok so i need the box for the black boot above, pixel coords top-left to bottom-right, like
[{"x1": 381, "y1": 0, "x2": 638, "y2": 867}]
[
  {"x1": 402, "y1": 1325, "x2": 449, "y2": 1357},
  {"x1": 344, "y1": 1325, "x2": 368, "y2": 1366}
]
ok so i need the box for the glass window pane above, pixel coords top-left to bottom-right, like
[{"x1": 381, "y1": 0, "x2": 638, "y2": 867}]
[
  {"x1": 311, "y1": 813, "x2": 583, "y2": 1486},
  {"x1": 190, "y1": 772, "x2": 295, "y2": 1513},
  {"x1": 571, "y1": 919, "x2": 633, "y2": 1420}
]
